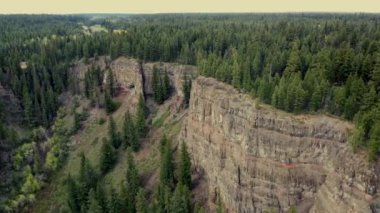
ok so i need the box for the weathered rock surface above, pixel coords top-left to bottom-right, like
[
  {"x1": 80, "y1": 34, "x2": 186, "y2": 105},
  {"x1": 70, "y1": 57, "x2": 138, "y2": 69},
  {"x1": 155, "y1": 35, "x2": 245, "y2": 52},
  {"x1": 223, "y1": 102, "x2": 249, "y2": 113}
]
[
  {"x1": 109, "y1": 57, "x2": 144, "y2": 106},
  {"x1": 143, "y1": 62, "x2": 197, "y2": 105},
  {"x1": 70, "y1": 56, "x2": 143, "y2": 107},
  {"x1": 179, "y1": 77, "x2": 380, "y2": 213},
  {"x1": 143, "y1": 62, "x2": 196, "y2": 96},
  {"x1": 71, "y1": 57, "x2": 197, "y2": 110}
]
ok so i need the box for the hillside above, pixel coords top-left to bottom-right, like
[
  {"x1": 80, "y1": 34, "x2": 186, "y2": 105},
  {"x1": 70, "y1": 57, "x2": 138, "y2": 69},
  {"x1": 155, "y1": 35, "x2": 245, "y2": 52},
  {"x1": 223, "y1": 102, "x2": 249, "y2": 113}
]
[
  {"x1": 34, "y1": 57, "x2": 200, "y2": 212},
  {"x1": 34, "y1": 57, "x2": 380, "y2": 213}
]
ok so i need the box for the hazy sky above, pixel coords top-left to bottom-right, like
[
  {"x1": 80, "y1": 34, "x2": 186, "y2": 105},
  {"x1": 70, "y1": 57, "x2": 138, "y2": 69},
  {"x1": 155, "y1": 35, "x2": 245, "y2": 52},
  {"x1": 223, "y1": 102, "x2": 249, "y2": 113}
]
[{"x1": 0, "y1": 0, "x2": 379, "y2": 14}]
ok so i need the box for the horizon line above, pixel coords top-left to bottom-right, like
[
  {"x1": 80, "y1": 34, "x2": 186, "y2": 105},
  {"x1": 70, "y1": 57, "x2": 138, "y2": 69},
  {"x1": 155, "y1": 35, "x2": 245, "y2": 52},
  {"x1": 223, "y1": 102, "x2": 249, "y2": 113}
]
[{"x1": 1, "y1": 11, "x2": 380, "y2": 15}]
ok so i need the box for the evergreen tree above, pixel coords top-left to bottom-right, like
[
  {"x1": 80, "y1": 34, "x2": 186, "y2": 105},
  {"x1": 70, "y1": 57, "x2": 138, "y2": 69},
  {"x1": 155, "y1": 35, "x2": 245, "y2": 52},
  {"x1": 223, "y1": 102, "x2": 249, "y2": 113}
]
[
  {"x1": 136, "y1": 188, "x2": 148, "y2": 213},
  {"x1": 78, "y1": 153, "x2": 98, "y2": 208},
  {"x1": 361, "y1": 85, "x2": 377, "y2": 111},
  {"x1": 107, "y1": 188, "x2": 122, "y2": 213},
  {"x1": 66, "y1": 175, "x2": 80, "y2": 213},
  {"x1": 135, "y1": 94, "x2": 146, "y2": 139},
  {"x1": 73, "y1": 111, "x2": 81, "y2": 133},
  {"x1": 160, "y1": 137, "x2": 174, "y2": 189},
  {"x1": 163, "y1": 70, "x2": 171, "y2": 99},
  {"x1": 107, "y1": 69, "x2": 116, "y2": 97},
  {"x1": 104, "y1": 90, "x2": 117, "y2": 114},
  {"x1": 371, "y1": 54, "x2": 380, "y2": 91},
  {"x1": 123, "y1": 110, "x2": 138, "y2": 150},
  {"x1": 152, "y1": 66, "x2": 171, "y2": 104},
  {"x1": 179, "y1": 142, "x2": 191, "y2": 188},
  {"x1": 125, "y1": 148, "x2": 140, "y2": 213},
  {"x1": 22, "y1": 82, "x2": 33, "y2": 127},
  {"x1": 242, "y1": 57, "x2": 252, "y2": 91},
  {"x1": 33, "y1": 93, "x2": 42, "y2": 125},
  {"x1": 95, "y1": 182, "x2": 107, "y2": 213},
  {"x1": 152, "y1": 66, "x2": 163, "y2": 103},
  {"x1": 108, "y1": 116, "x2": 121, "y2": 149},
  {"x1": 40, "y1": 89, "x2": 48, "y2": 127},
  {"x1": 169, "y1": 183, "x2": 191, "y2": 213},
  {"x1": 182, "y1": 75, "x2": 192, "y2": 108},
  {"x1": 284, "y1": 41, "x2": 301, "y2": 76},
  {"x1": 157, "y1": 184, "x2": 172, "y2": 213},
  {"x1": 87, "y1": 188, "x2": 102, "y2": 213},
  {"x1": 83, "y1": 42, "x2": 90, "y2": 63},
  {"x1": 310, "y1": 85, "x2": 322, "y2": 111},
  {"x1": 231, "y1": 49, "x2": 241, "y2": 88},
  {"x1": 100, "y1": 137, "x2": 116, "y2": 174},
  {"x1": 368, "y1": 122, "x2": 380, "y2": 162}
]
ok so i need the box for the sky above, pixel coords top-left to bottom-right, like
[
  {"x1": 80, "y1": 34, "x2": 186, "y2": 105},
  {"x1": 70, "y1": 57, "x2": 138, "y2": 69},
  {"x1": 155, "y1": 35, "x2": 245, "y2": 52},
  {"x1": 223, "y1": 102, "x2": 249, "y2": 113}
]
[{"x1": 0, "y1": 0, "x2": 379, "y2": 14}]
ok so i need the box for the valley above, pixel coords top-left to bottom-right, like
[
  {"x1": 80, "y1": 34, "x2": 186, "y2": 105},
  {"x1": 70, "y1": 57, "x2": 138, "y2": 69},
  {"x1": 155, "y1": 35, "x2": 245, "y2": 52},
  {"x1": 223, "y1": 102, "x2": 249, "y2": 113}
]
[{"x1": 0, "y1": 14, "x2": 380, "y2": 213}]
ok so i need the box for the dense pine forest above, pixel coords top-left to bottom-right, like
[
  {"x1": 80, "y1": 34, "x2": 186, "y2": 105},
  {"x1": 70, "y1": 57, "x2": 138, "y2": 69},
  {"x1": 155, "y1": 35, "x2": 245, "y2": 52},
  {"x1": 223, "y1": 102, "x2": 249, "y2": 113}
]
[{"x1": 0, "y1": 13, "x2": 380, "y2": 212}]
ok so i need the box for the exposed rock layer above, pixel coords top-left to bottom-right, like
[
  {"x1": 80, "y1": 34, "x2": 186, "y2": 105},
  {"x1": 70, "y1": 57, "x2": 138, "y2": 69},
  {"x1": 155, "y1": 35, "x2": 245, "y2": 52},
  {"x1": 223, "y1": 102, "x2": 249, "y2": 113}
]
[
  {"x1": 71, "y1": 57, "x2": 197, "y2": 110},
  {"x1": 180, "y1": 77, "x2": 379, "y2": 213}
]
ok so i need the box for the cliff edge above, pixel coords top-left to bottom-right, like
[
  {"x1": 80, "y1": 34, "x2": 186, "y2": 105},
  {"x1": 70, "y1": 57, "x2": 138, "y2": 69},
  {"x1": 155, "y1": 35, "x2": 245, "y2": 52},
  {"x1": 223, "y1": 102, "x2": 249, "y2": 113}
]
[{"x1": 180, "y1": 77, "x2": 379, "y2": 213}]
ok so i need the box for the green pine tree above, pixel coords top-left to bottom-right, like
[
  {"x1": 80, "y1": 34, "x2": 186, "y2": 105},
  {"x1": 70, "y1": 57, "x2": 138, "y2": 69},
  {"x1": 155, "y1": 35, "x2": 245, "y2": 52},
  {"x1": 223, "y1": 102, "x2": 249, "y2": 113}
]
[
  {"x1": 152, "y1": 66, "x2": 163, "y2": 103},
  {"x1": 125, "y1": 148, "x2": 140, "y2": 213},
  {"x1": 231, "y1": 49, "x2": 241, "y2": 88},
  {"x1": 108, "y1": 116, "x2": 121, "y2": 149},
  {"x1": 179, "y1": 142, "x2": 192, "y2": 188},
  {"x1": 368, "y1": 123, "x2": 380, "y2": 162},
  {"x1": 135, "y1": 95, "x2": 146, "y2": 139},
  {"x1": 157, "y1": 183, "x2": 172, "y2": 213},
  {"x1": 169, "y1": 183, "x2": 191, "y2": 213},
  {"x1": 66, "y1": 174, "x2": 80, "y2": 213},
  {"x1": 95, "y1": 182, "x2": 107, "y2": 213},
  {"x1": 160, "y1": 137, "x2": 174, "y2": 189},
  {"x1": 371, "y1": 54, "x2": 380, "y2": 91},
  {"x1": 87, "y1": 188, "x2": 102, "y2": 213},
  {"x1": 78, "y1": 153, "x2": 98, "y2": 205},
  {"x1": 163, "y1": 70, "x2": 171, "y2": 99},
  {"x1": 73, "y1": 111, "x2": 82, "y2": 133},
  {"x1": 107, "y1": 188, "x2": 122, "y2": 213},
  {"x1": 22, "y1": 83, "x2": 33, "y2": 127},
  {"x1": 123, "y1": 110, "x2": 138, "y2": 150},
  {"x1": 136, "y1": 188, "x2": 148, "y2": 213},
  {"x1": 100, "y1": 138, "x2": 116, "y2": 174},
  {"x1": 107, "y1": 69, "x2": 116, "y2": 97},
  {"x1": 182, "y1": 75, "x2": 192, "y2": 108},
  {"x1": 284, "y1": 41, "x2": 301, "y2": 77}
]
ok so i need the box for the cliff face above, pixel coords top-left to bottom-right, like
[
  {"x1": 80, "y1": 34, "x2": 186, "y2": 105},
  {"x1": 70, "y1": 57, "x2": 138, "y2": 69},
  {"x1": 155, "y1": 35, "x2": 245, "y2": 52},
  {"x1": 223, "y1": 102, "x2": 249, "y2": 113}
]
[
  {"x1": 71, "y1": 57, "x2": 197, "y2": 110},
  {"x1": 143, "y1": 62, "x2": 196, "y2": 97},
  {"x1": 180, "y1": 77, "x2": 379, "y2": 213},
  {"x1": 109, "y1": 57, "x2": 144, "y2": 107}
]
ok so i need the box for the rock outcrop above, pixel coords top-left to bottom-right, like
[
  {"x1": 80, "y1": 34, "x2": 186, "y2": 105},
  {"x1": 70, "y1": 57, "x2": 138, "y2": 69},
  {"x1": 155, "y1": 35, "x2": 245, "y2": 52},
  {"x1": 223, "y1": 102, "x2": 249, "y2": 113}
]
[
  {"x1": 179, "y1": 77, "x2": 380, "y2": 213},
  {"x1": 143, "y1": 62, "x2": 196, "y2": 109},
  {"x1": 109, "y1": 57, "x2": 144, "y2": 106},
  {"x1": 143, "y1": 62, "x2": 196, "y2": 99},
  {"x1": 71, "y1": 57, "x2": 197, "y2": 110},
  {"x1": 70, "y1": 56, "x2": 143, "y2": 107}
]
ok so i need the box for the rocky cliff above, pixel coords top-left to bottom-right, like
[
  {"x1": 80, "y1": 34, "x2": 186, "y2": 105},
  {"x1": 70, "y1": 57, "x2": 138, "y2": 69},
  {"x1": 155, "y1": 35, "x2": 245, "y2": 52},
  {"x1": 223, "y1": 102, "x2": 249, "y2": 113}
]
[
  {"x1": 71, "y1": 57, "x2": 197, "y2": 110},
  {"x1": 143, "y1": 62, "x2": 196, "y2": 98},
  {"x1": 179, "y1": 77, "x2": 380, "y2": 213}
]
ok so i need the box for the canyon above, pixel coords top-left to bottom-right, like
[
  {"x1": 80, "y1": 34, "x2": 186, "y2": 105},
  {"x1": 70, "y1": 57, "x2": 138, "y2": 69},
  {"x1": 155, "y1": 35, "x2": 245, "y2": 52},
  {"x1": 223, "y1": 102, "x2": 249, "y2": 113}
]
[{"x1": 40, "y1": 57, "x2": 380, "y2": 212}]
